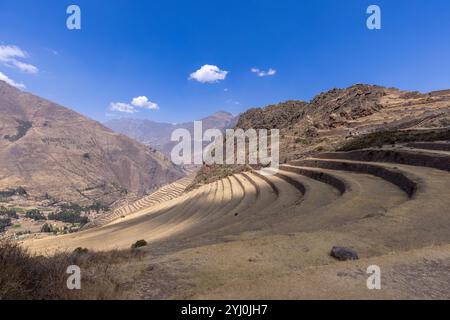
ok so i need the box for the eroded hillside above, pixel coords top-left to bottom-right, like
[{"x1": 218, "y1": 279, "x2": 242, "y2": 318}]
[
  {"x1": 0, "y1": 81, "x2": 184, "y2": 206},
  {"x1": 191, "y1": 84, "x2": 450, "y2": 187}
]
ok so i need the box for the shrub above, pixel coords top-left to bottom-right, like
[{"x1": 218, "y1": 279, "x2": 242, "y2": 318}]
[
  {"x1": 7, "y1": 210, "x2": 18, "y2": 219},
  {"x1": 0, "y1": 187, "x2": 27, "y2": 198},
  {"x1": 15, "y1": 187, "x2": 27, "y2": 196},
  {"x1": 0, "y1": 207, "x2": 18, "y2": 219},
  {"x1": 4, "y1": 120, "x2": 32, "y2": 142},
  {"x1": 73, "y1": 247, "x2": 89, "y2": 255},
  {"x1": 0, "y1": 190, "x2": 15, "y2": 198},
  {"x1": 131, "y1": 240, "x2": 147, "y2": 249},
  {"x1": 316, "y1": 146, "x2": 325, "y2": 152},
  {"x1": 25, "y1": 209, "x2": 46, "y2": 221},
  {"x1": 0, "y1": 217, "x2": 12, "y2": 232},
  {"x1": 40, "y1": 223, "x2": 53, "y2": 233}
]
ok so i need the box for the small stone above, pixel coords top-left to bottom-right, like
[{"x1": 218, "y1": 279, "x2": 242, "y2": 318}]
[{"x1": 330, "y1": 246, "x2": 359, "y2": 261}]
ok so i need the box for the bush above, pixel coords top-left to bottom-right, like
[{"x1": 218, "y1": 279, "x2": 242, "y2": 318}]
[
  {"x1": 40, "y1": 223, "x2": 53, "y2": 233},
  {"x1": 15, "y1": 187, "x2": 27, "y2": 196},
  {"x1": 7, "y1": 210, "x2": 18, "y2": 219},
  {"x1": 4, "y1": 120, "x2": 32, "y2": 142},
  {"x1": 0, "y1": 187, "x2": 27, "y2": 198},
  {"x1": 0, "y1": 217, "x2": 12, "y2": 232},
  {"x1": 316, "y1": 146, "x2": 325, "y2": 152},
  {"x1": 131, "y1": 240, "x2": 147, "y2": 249},
  {"x1": 0, "y1": 207, "x2": 18, "y2": 219},
  {"x1": 73, "y1": 247, "x2": 89, "y2": 255},
  {"x1": 25, "y1": 209, "x2": 46, "y2": 221}
]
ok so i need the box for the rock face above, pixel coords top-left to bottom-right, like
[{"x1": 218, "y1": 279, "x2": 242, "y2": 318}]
[
  {"x1": 105, "y1": 111, "x2": 238, "y2": 158},
  {"x1": 236, "y1": 84, "x2": 450, "y2": 163},
  {"x1": 190, "y1": 84, "x2": 450, "y2": 188},
  {"x1": 0, "y1": 81, "x2": 184, "y2": 205},
  {"x1": 330, "y1": 247, "x2": 359, "y2": 261}
]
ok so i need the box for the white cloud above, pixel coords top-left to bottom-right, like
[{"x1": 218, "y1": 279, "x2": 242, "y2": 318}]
[
  {"x1": 13, "y1": 61, "x2": 39, "y2": 74},
  {"x1": 226, "y1": 99, "x2": 240, "y2": 105},
  {"x1": 189, "y1": 64, "x2": 228, "y2": 83},
  {"x1": 109, "y1": 96, "x2": 159, "y2": 113},
  {"x1": 131, "y1": 96, "x2": 159, "y2": 110},
  {"x1": 0, "y1": 71, "x2": 26, "y2": 89},
  {"x1": 251, "y1": 67, "x2": 276, "y2": 77},
  {"x1": 109, "y1": 102, "x2": 137, "y2": 114},
  {"x1": 0, "y1": 45, "x2": 26, "y2": 60},
  {"x1": 47, "y1": 48, "x2": 59, "y2": 56},
  {"x1": 0, "y1": 45, "x2": 39, "y2": 74}
]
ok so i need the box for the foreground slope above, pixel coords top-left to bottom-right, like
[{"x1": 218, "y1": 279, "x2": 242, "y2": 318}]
[
  {"x1": 0, "y1": 81, "x2": 184, "y2": 205},
  {"x1": 190, "y1": 85, "x2": 450, "y2": 187},
  {"x1": 22, "y1": 84, "x2": 450, "y2": 298},
  {"x1": 24, "y1": 138, "x2": 450, "y2": 299}
]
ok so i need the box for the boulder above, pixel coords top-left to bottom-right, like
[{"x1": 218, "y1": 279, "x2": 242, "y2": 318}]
[{"x1": 330, "y1": 246, "x2": 359, "y2": 261}]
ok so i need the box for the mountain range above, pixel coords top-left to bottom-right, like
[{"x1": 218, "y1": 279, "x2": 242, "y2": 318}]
[{"x1": 105, "y1": 111, "x2": 238, "y2": 158}]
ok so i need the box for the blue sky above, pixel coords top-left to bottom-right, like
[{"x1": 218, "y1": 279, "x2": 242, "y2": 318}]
[{"x1": 0, "y1": 0, "x2": 449, "y2": 123}]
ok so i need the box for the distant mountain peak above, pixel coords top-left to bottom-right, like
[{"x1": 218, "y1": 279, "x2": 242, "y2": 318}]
[
  {"x1": 105, "y1": 110, "x2": 239, "y2": 157},
  {"x1": 210, "y1": 110, "x2": 234, "y2": 117}
]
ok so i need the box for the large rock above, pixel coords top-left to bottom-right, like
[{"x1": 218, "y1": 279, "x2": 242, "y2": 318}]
[{"x1": 330, "y1": 246, "x2": 359, "y2": 261}]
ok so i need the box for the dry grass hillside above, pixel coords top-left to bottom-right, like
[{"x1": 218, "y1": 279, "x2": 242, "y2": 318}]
[
  {"x1": 0, "y1": 85, "x2": 444, "y2": 299},
  {"x1": 0, "y1": 81, "x2": 184, "y2": 206},
  {"x1": 20, "y1": 84, "x2": 450, "y2": 299},
  {"x1": 23, "y1": 137, "x2": 450, "y2": 299}
]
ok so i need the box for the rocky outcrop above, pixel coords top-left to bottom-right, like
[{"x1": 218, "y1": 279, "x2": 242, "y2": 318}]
[{"x1": 189, "y1": 84, "x2": 450, "y2": 189}]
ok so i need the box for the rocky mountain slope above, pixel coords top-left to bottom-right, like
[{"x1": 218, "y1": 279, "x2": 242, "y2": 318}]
[
  {"x1": 237, "y1": 84, "x2": 450, "y2": 161},
  {"x1": 191, "y1": 84, "x2": 450, "y2": 186},
  {"x1": 0, "y1": 81, "x2": 184, "y2": 205},
  {"x1": 105, "y1": 111, "x2": 238, "y2": 157}
]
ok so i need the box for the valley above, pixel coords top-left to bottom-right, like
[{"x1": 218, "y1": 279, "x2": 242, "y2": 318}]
[
  {"x1": 2, "y1": 0, "x2": 449, "y2": 304},
  {"x1": 10, "y1": 84, "x2": 450, "y2": 299}
]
